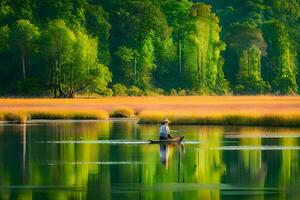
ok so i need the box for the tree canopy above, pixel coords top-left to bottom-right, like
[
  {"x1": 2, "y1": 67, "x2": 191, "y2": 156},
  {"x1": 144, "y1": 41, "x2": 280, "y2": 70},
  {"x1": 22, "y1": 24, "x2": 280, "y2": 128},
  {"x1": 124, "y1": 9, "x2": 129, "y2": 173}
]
[{"x1": 0, "y1": 0, "x2": 299, "y2": 96}]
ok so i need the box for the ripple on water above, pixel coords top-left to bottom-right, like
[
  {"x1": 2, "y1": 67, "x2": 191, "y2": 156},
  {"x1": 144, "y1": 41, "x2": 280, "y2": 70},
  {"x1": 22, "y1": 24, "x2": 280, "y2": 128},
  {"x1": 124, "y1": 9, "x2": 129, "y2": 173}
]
[
  {"x1": 110, "y1": 183, "x2": 284, "y2": 194},
  {"x1": 225, "y1": 133, "x2": 300, "y2": 139},
  {"x1": 38, "y1": 140, "x2": 236, "y2": 145},
  {"x1": 208, "y1": 146, "x2": 300, "y2": 151},
  {"x1": 39, "y1": 140, "x2": 149, "y2": 144},
  {"x1": 43, "y1": 161, "x2": 146, "y2": 165}
]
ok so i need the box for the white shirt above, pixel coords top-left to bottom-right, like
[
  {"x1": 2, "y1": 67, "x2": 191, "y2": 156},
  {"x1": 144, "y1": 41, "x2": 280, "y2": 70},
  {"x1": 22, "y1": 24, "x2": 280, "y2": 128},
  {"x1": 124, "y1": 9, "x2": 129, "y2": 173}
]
[{"x1": 159, "y1": 124, "x2": 170, "y2": 138}]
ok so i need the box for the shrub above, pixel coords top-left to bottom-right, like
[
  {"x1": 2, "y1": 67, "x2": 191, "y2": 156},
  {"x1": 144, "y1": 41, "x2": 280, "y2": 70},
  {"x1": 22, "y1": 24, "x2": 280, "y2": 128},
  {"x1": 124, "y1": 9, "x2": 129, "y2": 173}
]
[
  {"x1": 177, "y1": 88, "x2": 187, "y2": 96},
  {"x1": 170, "y1": 89, "x2": 177, "y2": 96},
  {"x1": 112, "y1": 84, "x2": 128, "y2": 96},
  {"x1": 102, "y1": 88, "x2": 113, "y2": 96},
  {"x1": 128, "y1": 86, "x2": 143, "y2": 96},
  {"x1": 144, "y1": 88, "x2": 164, "y2": 96}
]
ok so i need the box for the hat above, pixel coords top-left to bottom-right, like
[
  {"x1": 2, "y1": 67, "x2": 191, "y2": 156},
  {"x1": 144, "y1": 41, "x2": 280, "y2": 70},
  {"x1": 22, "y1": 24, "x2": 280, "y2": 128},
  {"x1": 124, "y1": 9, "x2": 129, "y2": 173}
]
[{"x1": 162, "y1": 119, "x2": 171, "y2": 123}]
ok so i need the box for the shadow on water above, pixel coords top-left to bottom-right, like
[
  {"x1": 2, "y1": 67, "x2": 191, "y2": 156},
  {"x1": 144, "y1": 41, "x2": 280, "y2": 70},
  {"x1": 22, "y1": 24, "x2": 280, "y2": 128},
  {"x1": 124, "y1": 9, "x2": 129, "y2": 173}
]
[{"x1": 0, "y1": 121, "x2": 300, "y2": 199}]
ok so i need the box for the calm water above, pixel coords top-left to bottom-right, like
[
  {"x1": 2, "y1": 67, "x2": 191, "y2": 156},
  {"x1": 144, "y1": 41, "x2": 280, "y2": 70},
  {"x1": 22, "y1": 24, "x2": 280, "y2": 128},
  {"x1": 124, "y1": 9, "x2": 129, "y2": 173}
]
[{"x1": 0, "y1": 120, "x2": 300, "y2": 200}]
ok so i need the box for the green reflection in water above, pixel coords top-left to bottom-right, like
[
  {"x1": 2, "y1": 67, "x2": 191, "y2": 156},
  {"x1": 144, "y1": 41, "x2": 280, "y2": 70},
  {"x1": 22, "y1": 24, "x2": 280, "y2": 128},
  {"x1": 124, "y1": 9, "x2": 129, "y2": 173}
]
[
  {"x1": 0, "y1": 121, "x2": 300, "y2": 200},
  {"x1": 239, "y1": 128, "x2": 264, "y2": 200}
]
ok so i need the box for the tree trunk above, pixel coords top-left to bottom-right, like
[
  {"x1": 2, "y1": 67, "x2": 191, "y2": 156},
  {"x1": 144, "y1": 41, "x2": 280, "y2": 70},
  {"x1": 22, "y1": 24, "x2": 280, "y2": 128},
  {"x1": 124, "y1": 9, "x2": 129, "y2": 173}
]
[
  {"x1": 134, "y1": 57, "x2": 137, "y2": 85},
  {"x1": 177, "y1": 33, "x2": 182, "y2": 74},
  {"x1": 197, "y1": 44, "x2": 200, "y2": 82},
  {"x1": 58, "y1": 84, "x2": 68, "y2": 98},
  {"x1": 54, "y1": 60, "x2": 59, "y2": 98},
  {"x1": 21, "y1": 54, "x2": 26, "y2": 80}
]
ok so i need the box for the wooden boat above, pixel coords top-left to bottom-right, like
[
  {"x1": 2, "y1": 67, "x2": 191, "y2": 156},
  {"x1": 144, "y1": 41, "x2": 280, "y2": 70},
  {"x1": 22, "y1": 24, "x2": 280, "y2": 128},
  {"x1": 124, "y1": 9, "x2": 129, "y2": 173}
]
[{"x1": 148, "y1": 136, "x2": 184, "y2": 144}]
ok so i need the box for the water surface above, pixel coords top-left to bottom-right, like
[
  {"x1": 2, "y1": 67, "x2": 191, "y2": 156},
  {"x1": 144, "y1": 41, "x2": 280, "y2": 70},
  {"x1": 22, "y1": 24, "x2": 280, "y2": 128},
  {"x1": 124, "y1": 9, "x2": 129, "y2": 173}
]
[{"x1": 0, "y1": 120, "x2": 300, "y2": 200}]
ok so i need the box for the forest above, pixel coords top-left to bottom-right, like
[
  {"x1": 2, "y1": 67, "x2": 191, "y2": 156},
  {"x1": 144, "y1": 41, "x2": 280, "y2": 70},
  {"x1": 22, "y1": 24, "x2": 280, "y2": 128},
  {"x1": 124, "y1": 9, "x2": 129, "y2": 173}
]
[{"x1": 0, "y1": 0, "x2": 299, "y2": 97}]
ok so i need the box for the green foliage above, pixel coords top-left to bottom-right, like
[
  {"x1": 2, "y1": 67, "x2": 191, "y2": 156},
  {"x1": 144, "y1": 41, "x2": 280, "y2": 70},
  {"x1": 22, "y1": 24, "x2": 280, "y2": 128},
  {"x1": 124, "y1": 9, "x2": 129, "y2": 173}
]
[
  {"x1": 113, "y1": 46, "x2": 135, "y2": 86},
  {"x1": 11, "y1": 19, "x2": 39, "y2": 80},
  {"x1": 0, "y1": 25, "x2": 9, "y2": 52},
  {"x1": 127, "y1": 86, "x2": 143, "y2": 96},
  {"x1": 262, "y1": 21, "x2": 298, "y2": 94},
  {"x1": 112, "y1": 84, "x2": 128, "y2": 96},
  {"x1": 0, "y1": 0, "x2": 299, "y2": 96},
  {"x1": 235, "y1": 45, "x2": 270, "y2": 94},
  {"x1": 85, "y1": 5, "x2": 111, "y2": 65},
  {"x1": 183, "y1": 3, "x2": 229, "y2": 94},
  {"x1": 137, "y1": 35, "x2": 156, "y2": 89},
  {"x1": 143, "y1": 88, "x2": 164, "y2": 96},
  {"x1": 41, "y1": 20, "x2": 111, "y2": 97}
]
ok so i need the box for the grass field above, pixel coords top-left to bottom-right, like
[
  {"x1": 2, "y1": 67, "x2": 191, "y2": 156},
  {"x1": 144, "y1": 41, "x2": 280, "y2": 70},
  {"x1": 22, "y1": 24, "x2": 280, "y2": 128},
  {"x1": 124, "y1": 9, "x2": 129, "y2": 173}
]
[{"x1": 0, "y1": 96, "x2": 300, "y2": 126}]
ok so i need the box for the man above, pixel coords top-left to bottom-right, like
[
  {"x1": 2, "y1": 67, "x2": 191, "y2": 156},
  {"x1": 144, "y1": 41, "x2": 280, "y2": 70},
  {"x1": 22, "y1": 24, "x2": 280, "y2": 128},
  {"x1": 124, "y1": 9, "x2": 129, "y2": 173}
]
[{"x1": 159, "y1": 119, "x2": 172, "y2": 140}]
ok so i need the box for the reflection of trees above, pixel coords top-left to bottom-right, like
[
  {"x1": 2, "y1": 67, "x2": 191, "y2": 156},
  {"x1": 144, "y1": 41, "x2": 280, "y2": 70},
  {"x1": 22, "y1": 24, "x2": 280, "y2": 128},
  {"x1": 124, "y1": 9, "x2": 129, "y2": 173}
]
[
  {"x1": 0, "y1": 125, "x2": 25, "y2": 199},
  {"x1": 239, "y1": 130, "x2": 265, "y2": 200},
  {"x1": 279, "y1": 138, "x2": 299, "y2": 188},
  {"x1": 240, "y1": 132, "x2": 263, "y2": 182},
  {"x1": 0, "y1": 121, "x2": 112, "y2": 200},
  {"x1": 189, "y1": 127, "x2": 225, "y2": 200},
  {"x1": 224, "y1": 127, "x2": 266, "y2": 200},
  {"x1": 1, "y1": 122, "x2": 300, "y2": 200}
]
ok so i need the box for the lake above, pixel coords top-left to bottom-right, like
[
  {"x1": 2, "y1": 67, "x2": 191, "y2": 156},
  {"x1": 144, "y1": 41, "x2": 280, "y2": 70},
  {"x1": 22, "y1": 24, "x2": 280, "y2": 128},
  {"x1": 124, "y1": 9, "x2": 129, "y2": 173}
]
[{"x1": 0, "y1": 120, "x2": 300, "y2": 200}]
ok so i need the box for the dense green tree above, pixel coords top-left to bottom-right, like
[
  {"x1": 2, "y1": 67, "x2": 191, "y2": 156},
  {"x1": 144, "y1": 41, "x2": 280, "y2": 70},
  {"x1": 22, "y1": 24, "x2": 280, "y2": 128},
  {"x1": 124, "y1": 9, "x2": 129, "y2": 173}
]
[
  {"x1": 0, "y1": 0, "x2": 299, "y2": 96},
  {"x1": 10, "y1": 19, "x2": 39, "y2": 81},
  {"x1": 183, "y1": 3, "x2": 229, "y2": 94},
  {"x1": 68, "y1": 30, "x2": 111, "y2": 97},
  {"x1": 0, "y1": 0, "x2": 13, "y2": 24},
  {"x1": 41, "y1": 20, "x2": 111, "y2": 97},
  {"x1": 0, "y1": 25, "x2": 10, "y2": 94},
  {"x1": 224, "y1": 24, "x2": 269, "y2": 94},
  {"x1": 158, "y1": 0, "x2": 192, "y2": 74},
  {"x1": 113, "y1": 46, "x2": 135, "y2": 86},
  {"x1": 235, "y1": 45, "x2": 270, "y2": 94},
  {"x1": 263, "y1": 21, "x2": 298, "y2": 94},
  {"x1": 137, "y1": 35, "x2": 156, "y2": 89},
  {"x1": 110, "y1": 0, "x2": 171, "y2": 90},
  {"x1": 41, "y1": 20, "x2": 76, "y2": 97},
  {"x1": 85, "y1": 4, "x2": 111, "y2": 65},
  {"x1": 0, "y1": 25, "x2": 9, "y2": 53}
]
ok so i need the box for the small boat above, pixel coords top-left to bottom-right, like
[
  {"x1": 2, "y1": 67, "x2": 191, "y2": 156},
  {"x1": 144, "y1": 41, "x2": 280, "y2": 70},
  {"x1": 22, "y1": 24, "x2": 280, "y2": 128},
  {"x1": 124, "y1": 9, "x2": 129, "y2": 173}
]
[{"x1": 148, "y1": 136, "x2": 184, "y2": 144}]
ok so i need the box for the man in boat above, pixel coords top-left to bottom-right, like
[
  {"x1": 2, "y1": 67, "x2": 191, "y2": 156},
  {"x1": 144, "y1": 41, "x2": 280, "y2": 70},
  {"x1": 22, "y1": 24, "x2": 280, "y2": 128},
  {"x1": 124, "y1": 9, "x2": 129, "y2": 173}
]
[{"x1": 159, "y1": 119, "x2": 172, "y2": 140}]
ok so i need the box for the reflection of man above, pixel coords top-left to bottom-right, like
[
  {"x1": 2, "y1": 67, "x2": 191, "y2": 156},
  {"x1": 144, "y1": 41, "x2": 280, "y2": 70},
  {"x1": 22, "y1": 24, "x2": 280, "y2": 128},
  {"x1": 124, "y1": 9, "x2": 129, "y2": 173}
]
[
  {"x1": 160, "y1": 144, "x2": 185, "y2": 168},
  {"x1": 160, "y1": 144, "x2": 169, "y2": 168}
]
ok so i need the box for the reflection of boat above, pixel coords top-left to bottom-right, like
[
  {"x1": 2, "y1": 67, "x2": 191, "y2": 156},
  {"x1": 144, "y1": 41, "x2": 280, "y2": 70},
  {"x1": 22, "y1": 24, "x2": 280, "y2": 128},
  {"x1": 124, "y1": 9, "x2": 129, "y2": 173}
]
[{"x1": 148, "y1": 136, "x2": 184, "y2": 144}]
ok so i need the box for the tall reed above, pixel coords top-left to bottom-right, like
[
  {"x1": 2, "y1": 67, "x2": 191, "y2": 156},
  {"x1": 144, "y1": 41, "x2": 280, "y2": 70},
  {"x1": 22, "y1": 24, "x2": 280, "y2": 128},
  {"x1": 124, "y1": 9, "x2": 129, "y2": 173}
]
[
  {"x1": 0, "y1": 109, "x2": 109, "y2": 122},
  {"x1": 29, "y1": 110, "x2": 109, "y2": 120},
  {"x1": 138, "y1": 110, "x2": 300, "y2": 127},
  {"x1": 1, "y1": 111, "x2": 29, "y2": 124}
]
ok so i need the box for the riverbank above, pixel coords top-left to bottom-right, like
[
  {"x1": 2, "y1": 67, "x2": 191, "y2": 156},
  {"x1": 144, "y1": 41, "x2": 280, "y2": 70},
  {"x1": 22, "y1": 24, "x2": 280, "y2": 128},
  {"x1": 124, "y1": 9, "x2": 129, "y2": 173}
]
[{"x1": 1, "y1": 96, "x2": 300, "y2": 126}]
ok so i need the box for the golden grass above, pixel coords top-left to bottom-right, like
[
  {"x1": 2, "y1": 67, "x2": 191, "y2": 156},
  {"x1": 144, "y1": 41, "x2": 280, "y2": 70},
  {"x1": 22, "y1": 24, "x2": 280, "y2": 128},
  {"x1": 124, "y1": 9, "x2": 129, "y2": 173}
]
[
  {"x1": 138, "y1": 110, "x2": 300, "y2": 127},
  {"x1": 1, "y1": 96, "x2": 300, "y2": 126},
  {"x1": 1, "y1": 96, "x2": 300, "y2": 114},
  {"x1": 0, "y1": 109, "x2": 108, "y2": 123},
  {"x1": 109, "y1": 107, "x2": 135, "y2": 118},
  {"x1": 1, "y1": 111, "x2": 29, "y2": 124},
  {"x1": 29, "y1": 110, "x2": 109, "y2": 120}
]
